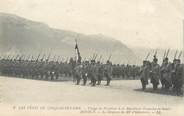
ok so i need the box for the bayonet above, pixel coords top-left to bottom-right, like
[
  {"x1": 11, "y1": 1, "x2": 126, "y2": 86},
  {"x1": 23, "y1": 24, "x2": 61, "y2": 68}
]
[
  {"x1": 178, "y1": 51, "x2": 182, "y2": 59},
  {"x1": 145, "y1": 52, "x2": 150, "y2": 60},
  {"x1": 174, "y1": 50, "x2": 178, "y2": 59}
]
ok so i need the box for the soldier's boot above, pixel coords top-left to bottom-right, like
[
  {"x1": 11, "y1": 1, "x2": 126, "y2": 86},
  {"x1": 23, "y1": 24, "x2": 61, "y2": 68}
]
[
  {"x1": 141, "y1": 79, "x2": 146, "y2": 90},
  {"x1": 56, "y1": 74, "x2": 59, "y2": 80},
  {"x1": 105, "y1": 79, "x2": 110, "y2": 86},
  {"x1": 89, "y1": 78, "x2": 92, "y2": 85},
  {"x1": 40, "y1": 74, "x2": 43, "y2": 79},
  {"x1": 97, "y1": 76, "x2": 101, "y2": 85},
  {"x1": 51, "y1": 75, "x2": 54, "y2": 81},
  {"x1": 83, "y1": 78, "x2": 87, "y2": 85},
  {"x1": 92, "y1": 79, "x2": 96, "y2": 86},
  {"x1": 176, "y1": 85, "x2": 183, "y2": 96},
  {"x1": 76, "y1": 78, "x2": 80, "y2": 85},
  {"x1": 165, "y1": 81, "x2": 171, "y2": 91},
  {"x1": 153, "y1": 84, "x2": 158, "y2": 91},
  {"x1": 97, "y1": 79, "x2": 101, "y2": 85},
  {"x1": 45, "y1": 75, "x2": 48, "y2": 80}
]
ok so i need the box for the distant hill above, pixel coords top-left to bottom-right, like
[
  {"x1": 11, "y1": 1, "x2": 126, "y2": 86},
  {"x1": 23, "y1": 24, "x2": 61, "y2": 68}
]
[{"x1": 0, "y1": 13, "x2": 138, "y2": 64}]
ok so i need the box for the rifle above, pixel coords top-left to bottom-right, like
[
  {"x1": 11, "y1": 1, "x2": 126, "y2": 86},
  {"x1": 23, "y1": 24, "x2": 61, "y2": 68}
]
[
  {"x1": 14, "y1": 54, "x2": 20, "y2": 60},
  {"x1": 178, "y1": 51, "x2": 182, "y2": 59},
  {"x1": 91, "y1": 53, "x2": 96, "y2": 60},
  {"x1": 154, "y1": 49, "x2": 158, "y2": 57},
  {"x1": 36, "y1": 52, "x2": 41, "y2": 61},
  {"x1": 98, "y1": 55, "x2": 102, "y2": 62},
  {"x1": 6, "y1": 55, "x2": 10, "y2": 60},
  {"x1": 145, "y1": 52, "x2": 150, "y2": 60},
  {"x1": 94, "y1": 53, "x2": 98, "y2": 61},
  {"x1": 163, "y1": 50, "x2": 166, "y2": 60},
  {"x1": 52, "y1": 55, "x2": 56, "y2": 61},
  {"x1": 166, "y1": 49, "x2": 170, "y2": 58},
  {"x1": 10, "y1": 54, "x2": 15, "y2": 60},
  {"x1": 56, "y1": 56, "x2": 60, "y2": 62},
  {"x1": 25, "y1": 54, "x2": 31, "y2": 61},
  {"x1": 174, "y1": 50, "x2": 178, "y2": 59},
  {"x1": 46, "y1": 52, "x2": 52, "y2": 62},
  {"x1": 108, "y1": 54, "x2": 112, "y2": 61},
  {"x1": 41, "y1": 54, "x2": 46, "y2": 61},
  {"x1": 31, "y1": 55, "x2": 34, "y2": 61}
]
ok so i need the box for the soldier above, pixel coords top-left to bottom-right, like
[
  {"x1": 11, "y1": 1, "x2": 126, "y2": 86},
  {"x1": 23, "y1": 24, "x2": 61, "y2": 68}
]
[
  {"x1": 89, "y1": 60, "x2": 98, "y2": 86},
  {"x1": 81, "y1": 61, "x2": 89, "y2": 85},
  {"x1": 174, "y1": 59, "x2": 183, "y2": 96},
  {"x1": 160, "y1": 57, "x2": 172, "y2": 90},
  {"x1": 104, "y1": 60, "x2": 112, "y2": 86},
  {"x1": 96, "y1": 61, "x2": 104, "y2": 85},
  {"x1": 171, "y1": 59, "x2": 177, "y2": 92},
  {"x1": 140, "y1": 60, "x2": 150, "y2": 90},
  {"x1": 150, "y1": 56, "x2": 160, "y2": 90},
  {"x1": 74, "y1": 63, "x2": 82, "y2": 85},
  {"x1": 69, "y1": 58, "x2": 76, "y2": 82}
]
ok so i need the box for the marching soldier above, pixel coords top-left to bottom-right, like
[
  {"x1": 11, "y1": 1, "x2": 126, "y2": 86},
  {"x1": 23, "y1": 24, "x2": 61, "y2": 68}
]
[
  {"x1": 81, "y1": 61, "x2": 89, "y2": 85},
  {"x1": 174, "y1": 59, "x2": 183, "y2": 96},
  {"x1": 74, "y1": 63, "x2": 82, "y2": 85},
  {"x1": 160, "y1": 57, "x2": 172, "y2": 90},
  {"x1": 97, "y1": 61, "x2": 104, "y2": 85},
  {"x1": 150, "y1": 56, "x2": 160, "y2": 90},
  {"x1": 140, "y1": 60, "x2": 150, "y2": 90},
  {"x1": 104, "y1": 60, "x2": 112, "y2": 86},
  {"x1": 89, "y1": 60, "x2": 98, "y2": 86}
]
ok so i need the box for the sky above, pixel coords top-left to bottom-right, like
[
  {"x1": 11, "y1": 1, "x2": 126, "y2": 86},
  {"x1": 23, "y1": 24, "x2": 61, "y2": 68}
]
[{"x1": 0, "y1": 0, "x2": 184, "y2": 49}]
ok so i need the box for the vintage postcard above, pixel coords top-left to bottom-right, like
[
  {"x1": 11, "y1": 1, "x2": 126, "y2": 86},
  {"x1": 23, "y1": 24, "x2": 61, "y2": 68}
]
[{"x1": 0, "y1": 0, "x2": 184, "y2": 116}]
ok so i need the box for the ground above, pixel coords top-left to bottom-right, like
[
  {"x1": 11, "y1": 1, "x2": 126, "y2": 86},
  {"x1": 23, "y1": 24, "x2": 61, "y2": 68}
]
[{"x1": 0, "y1": 76, "x2": 184, "y2": 116}]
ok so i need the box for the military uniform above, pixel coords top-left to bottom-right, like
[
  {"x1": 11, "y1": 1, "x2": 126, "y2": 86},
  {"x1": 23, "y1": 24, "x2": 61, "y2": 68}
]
[
  {"x1": 150, "y1": 57, "x2": 160, "y2": 90},
  {"x1": 81, "y1": 61, "x2": 89, "y2": 85},
  {"x1": 97, "y1": 62, "x2": 104, "y2": 85},
  {"x1": 174, "y1": 60, "x2": 183, "y2": 96},
  {"x1": 104, "y1": 60, "x2": 112, "y2": 86},
  {"x1": 160, "y1": 58, "x2": 172, "y2": 90},
  {"x1": 140, "y1": 61, "x2": 150, "y2": 90},
  {"x1": 74, "y1": 64, "x2": 82, "y2": 85}
]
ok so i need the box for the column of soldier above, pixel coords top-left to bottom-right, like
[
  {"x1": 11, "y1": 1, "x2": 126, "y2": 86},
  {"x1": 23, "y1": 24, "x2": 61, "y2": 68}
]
[
  {"x1": 0, "y1": 53, "x2": 140, "y2": 84},
  {"x1": 140, "y1": 50, "x2": 183, "y2": 96},
  {"x1": 0, "y1": 53, "x2": 73, "y2": 80},
  {"x1": 0, "y1": 50, "x2": 183, "y2": 96}
]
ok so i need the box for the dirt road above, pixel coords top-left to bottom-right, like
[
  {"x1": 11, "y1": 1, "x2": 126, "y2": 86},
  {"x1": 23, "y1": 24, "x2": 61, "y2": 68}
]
[{"x1": 0, "y1": 76, "x2": 183, "y2": 116}]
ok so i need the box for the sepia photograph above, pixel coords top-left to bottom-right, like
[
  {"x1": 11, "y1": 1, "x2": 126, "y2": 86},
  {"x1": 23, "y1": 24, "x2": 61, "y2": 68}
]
[{"x1": 0, "y1": 0, "x2": 184, "y2": 116}]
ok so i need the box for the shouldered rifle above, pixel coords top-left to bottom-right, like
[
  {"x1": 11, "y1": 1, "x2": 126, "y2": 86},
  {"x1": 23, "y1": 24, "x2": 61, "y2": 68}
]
[
  {"x1": 108, "y1": 54, "x2": 112, "y2": 61},
  {"x1": 94, "y1": 53, "x2": 98, "y2": 61},
  {"x1": 46, "y1": 51, "x2": 52, "y2": 62},
  {"x1": 163, "y1": 50, "x2": 166, "y2": 60},
  {"x1": 166, "y1": 49, "x2": 170, "y2": 58},
  {"x1": 36, "y1": 53, "x2": 41, "y2": 61},
  {"x1": 14, "y1": 54, "x2": 20, "y2": 60},
  {"x1": 154, "y1": 49, "x2": 158, "y2": 57},
  {"x1": 174, "y1": 50, "x2": 178, "y2": 59},
  {"x1": 98, "y1": 55, "x2": 102, "y2": 62},
  {"x1": 145, "y1": 52, "x2": 150, "y2": 60},
  {"x1": 178, "y1": 51, "x2": 182, "y2": 59}
]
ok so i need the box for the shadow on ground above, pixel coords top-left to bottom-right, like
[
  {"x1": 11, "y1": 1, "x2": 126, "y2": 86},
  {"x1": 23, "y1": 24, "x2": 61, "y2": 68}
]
[{"x1": 134, "y1": 88, "x2": 183, "y2": 97}]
